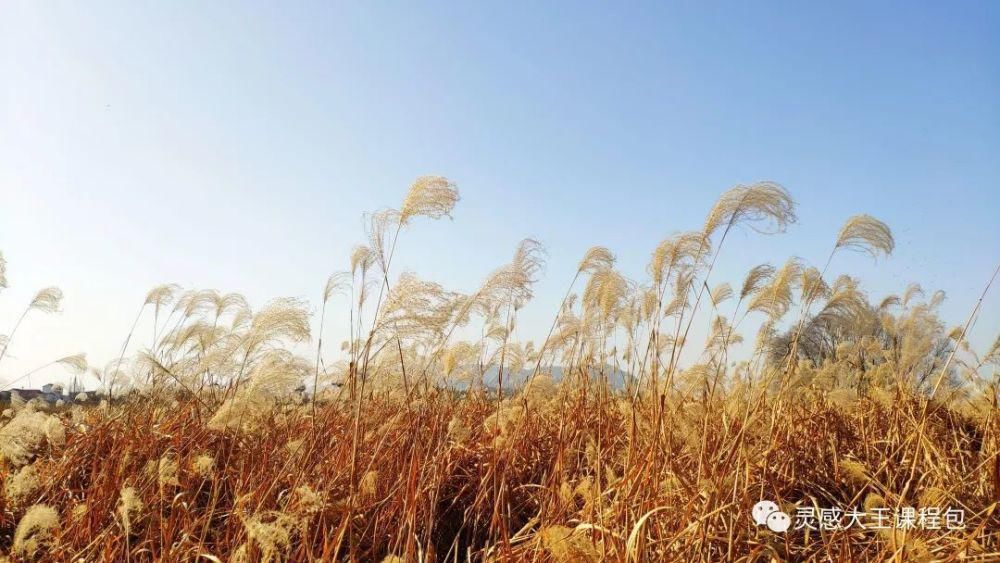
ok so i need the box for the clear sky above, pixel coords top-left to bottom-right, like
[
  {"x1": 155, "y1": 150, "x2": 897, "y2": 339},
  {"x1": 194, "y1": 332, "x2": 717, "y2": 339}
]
[{"x1": 1, "y1": 1, "x2": 998, "y2": 388}]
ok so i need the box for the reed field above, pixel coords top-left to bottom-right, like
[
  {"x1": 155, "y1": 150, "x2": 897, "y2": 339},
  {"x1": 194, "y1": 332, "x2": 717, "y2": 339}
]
[{"x1": 0, "y1": 177, "x2": 997, "y2": 561}]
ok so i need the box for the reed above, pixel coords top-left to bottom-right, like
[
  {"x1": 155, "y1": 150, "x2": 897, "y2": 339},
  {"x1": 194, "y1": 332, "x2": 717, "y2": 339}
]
[{"x1": 0, "y1": 177, "x2": 996, "y2": 561}]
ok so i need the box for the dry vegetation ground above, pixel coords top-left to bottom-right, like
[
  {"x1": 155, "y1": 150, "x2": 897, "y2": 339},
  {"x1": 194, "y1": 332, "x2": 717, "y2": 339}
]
[{"x1": 0, "y1": 177, "x2": 997, "y2": 561}]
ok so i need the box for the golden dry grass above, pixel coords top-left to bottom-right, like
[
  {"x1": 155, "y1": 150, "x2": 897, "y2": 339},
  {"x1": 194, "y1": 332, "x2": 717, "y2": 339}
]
[{"x1": 0, "y1": 177, "x2": 997, "y2": 561}]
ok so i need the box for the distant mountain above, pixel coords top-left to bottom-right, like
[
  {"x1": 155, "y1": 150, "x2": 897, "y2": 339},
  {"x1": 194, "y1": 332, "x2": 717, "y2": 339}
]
[{"x1": 479, "y1": 364, "x2": 633, "y2": 390}]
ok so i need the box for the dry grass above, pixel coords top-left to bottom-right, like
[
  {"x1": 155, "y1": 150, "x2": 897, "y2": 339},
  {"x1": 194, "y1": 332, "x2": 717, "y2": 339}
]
[{"x1": 0, "y1": 178, "x2": 997, "y2": 561}]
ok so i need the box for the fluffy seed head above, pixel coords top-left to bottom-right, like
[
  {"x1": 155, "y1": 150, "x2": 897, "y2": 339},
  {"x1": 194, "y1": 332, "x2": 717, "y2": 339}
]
[
  {"x1": 118, "y1": 486, "x2": 145, "y2": 534},
  {"x1": 539, "y1": 525, "x2": 599, "y2": 562},
  {"x1": 243, "y1": 511, "x2": 296, "y2": 562},
  {"x1": 0, "y1": 410, "x2": 53, "y2": 467},
  {"x1": 29, "y1": 287, "x2": 63, "y2": 313},
  {"x1": 360, "y1": 470, "x2": 378, "y2": 498},
  {"x1": 44, "y1": 416, "x2": 66, "y2": 447},
  {"x1": 740, "y1": 264, "x2": 775, "y2": 300},
  {"x1": 249, "y1": 297, "x2": 311, "y2": 345},
  {"x1": 192, "y1": 454, "x2": 216, "y2": 479},
  {"x1": 350, "y1": 245, "x2": 374, "y2": 275},
  {"x1": 709, "y1": 282, "x2": 733, "y2": 306},
  {"x1": 578, "y1": 246, "x2": 615, "y2": 274},
  {"x1": 292, "y1": 485, "x2": 326, "y2": 514},
  {"x1": 835, "y1": 214, "x2": 894, "y2": 258},
  {"x1": 158, "y1": 454, "x2": 180, "y2": 488},
  {"x1": 703, "y1": 181, "x2": 796, "y2": 238},
  {"x1": 840, "y1": 459, "x2": 869, "y2": 486},
  {"x1": 13, "y1": 504, "x2": 59, "y2": 559},
  {"x1": 56, "y1": 353, "x2": 88, "y2": 374},
  {"x1": 648, "y1": 231, "x2": 706, "y2": 286},
  {"x1": 5, "y1": 465, "x2": 41, "y2": 508},
  {"x1": 399, "y1": 176, "x2": 459, "y2": 224},
  {"x1": 144, "y1": 283, "x2": 180, "y2": 308},
  {"x1": 323, "y1": 272, "x2": 350, "y2": 303}
]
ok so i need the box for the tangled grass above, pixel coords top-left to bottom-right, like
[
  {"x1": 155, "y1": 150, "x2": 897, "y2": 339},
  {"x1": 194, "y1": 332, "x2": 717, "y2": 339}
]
[
  {"x1": 0, "y1": 384, "x2": 995, "y2": 561},
  {"x1": 0, "y1": 177, "x2": 997, "y2": 561}
]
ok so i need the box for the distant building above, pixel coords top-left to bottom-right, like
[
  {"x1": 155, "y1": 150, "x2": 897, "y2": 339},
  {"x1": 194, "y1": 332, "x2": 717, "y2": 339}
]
[{"x1": 0, "y1": 387, "x2": 96, "y2": 406}]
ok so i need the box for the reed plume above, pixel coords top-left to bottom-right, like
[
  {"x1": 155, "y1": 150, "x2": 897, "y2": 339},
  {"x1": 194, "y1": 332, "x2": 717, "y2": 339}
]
[
  {"x1": 399, "y1": 175, "x2": 460, "y2": 224},
  {"x1": 703, "y1": 181, "x2": 796, "y2": 238},
  {"x1": 13, "y1": 504, "x2": 59, "y2": 559},
  {"x1": 835, "y1": 214, "x2": 895, "y2": 258}
]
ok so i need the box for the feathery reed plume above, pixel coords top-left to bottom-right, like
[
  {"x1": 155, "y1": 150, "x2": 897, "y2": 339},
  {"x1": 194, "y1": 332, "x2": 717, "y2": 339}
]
[
  {"x1": 539, "y1": 525, "x2": 600, "y2": 563},
  {"x1": 902, "y1": 283, "x2": 924, "y2": 307},
  {"x1": 864, "y1": 493, "x2": 887, "y2": 513},
  {"x1": 703, "y1": 181, "x2": 796, "y2": 238},
  {"x1": 582, "y1": 267, "x2": 630, "y2": 329},
  {"x1": 5, "y1": 465, "x2": 41, "y2": 508},
  {"x1": 323, "y1": 272, "x2": 350, "y2": 304},
  {"x1": 929, "y1": 288, "x2": 946, "y2": 309},
  {"x1": 465, "y1": 239, "x2": 546, "y2": 319},
  {"x1": 800, "y1": 266, "x2": 829, "y2": 302},
  {"x1": 70, "y1": 503, "x2": 88, "y2": 525},
  {"x1": 919, "y1": 486, "x2": 949, "y2": 508},
  {"x1": 249, "y1": 298, "x2": 311, "y2": 346},
  {"x1": 835, "y1": 214, "x2": 895, "y2": 258},
  {"x1": 192, "y1": 454, "x2": 216, "y2": 479},
  {"x1": 0, "y1": 410, "x2": 54, "y2": 467},
  {"x1": 367, "y1": 208, "x2": 402, "y2": 270},
  {"x1": 241, "y1": 512, "x2": 297, "y2": 562},
  {"x1": 709, "y1": 282, "x2": 733, "y2": 306},
  {"x1": 359, "y1": 470, "x2": 378, "y2": 498},
  {"x1": 840, "y1": 459, "x2": 869, "y2": 487},
  {"x1": 578, "y1": 246, "x2": 616, "y2": 274},
  {"x1": 648, "y1": 231, "x2": 705, "y2": 286},
  {"x1": 158, "y1": 454, "x2": 180, "y2": 488},
  {"x1": 878, "y1": 294, "x2": 901, "y2": 311},
  {"x1": 377, "y1": 273, "x2": 458, "y2": 342},
  {"x1": 399, "y1": 175, "x2": 460, "y2": 224},
  {"x1": 117, "y1": 486, "x2": 144, "y2": 534},
  {"x1": 747, "y1": 258, "x2": 802, "y2": 321},
  {"x1": 44, "y1": 416, "x2": 66, "y2": 447},
  {"x1": 209, "y1": 351, "x2": 310, "y2": 431},
  {"x1": 740, "y1": 264, "x2": 775, "y2": 300},
  {"x1": 447, "y1": 415, "x2": 471, "y2": 442},
  {"x1": 29, "y1": 287, "x2": 64, "y2": 313},
  {"x1": 706, "y1": 315, "x2": 741, "y2": 352},
  {"x1": 56, "y1": 353, "x2": 87, "y2": 374},
  {"x1": 145, "y1": 283, "x2": 180, "y2": 308},
  {"x1": 145, "y1": 283, "x2": 182, "y2": 345},
  {"x1": 350, "y1": 245, "x2": 375, "y2": 276},
  {"x1": 291, "y1": 485, "x2": 326, "y2": 515},
  {"x1": 13, "y1": 504, "x2": 59, "y2": 559}
]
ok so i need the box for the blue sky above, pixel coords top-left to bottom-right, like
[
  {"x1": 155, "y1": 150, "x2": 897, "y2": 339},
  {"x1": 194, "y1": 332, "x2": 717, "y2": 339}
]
[{"x1": 1, "y1": 1, "x2": 998, "y2": 386}]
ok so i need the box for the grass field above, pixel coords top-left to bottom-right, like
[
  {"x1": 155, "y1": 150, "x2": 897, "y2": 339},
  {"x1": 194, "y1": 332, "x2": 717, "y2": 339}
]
[{"x1": 0, "y1": 177, "x2": 997, "y2": 561}]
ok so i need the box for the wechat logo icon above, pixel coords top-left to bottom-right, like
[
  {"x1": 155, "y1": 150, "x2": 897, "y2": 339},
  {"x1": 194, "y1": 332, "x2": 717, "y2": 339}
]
[{"x1": 752, "y1": 500, "x2": 791, "y2": 533}]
